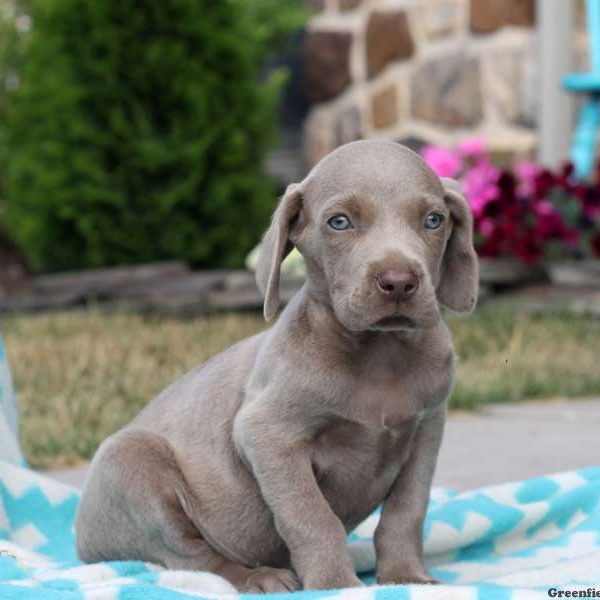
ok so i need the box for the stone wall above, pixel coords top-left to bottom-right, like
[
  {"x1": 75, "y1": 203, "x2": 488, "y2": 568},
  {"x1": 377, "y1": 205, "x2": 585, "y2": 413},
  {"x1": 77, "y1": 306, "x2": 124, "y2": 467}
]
[{"x1": 302, "y1": 0, "x2": 588, "y2": 168}]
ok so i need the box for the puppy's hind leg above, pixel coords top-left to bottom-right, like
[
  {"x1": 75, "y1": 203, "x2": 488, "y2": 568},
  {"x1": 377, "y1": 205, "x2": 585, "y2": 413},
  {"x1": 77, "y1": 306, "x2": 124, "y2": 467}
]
[{"x1": 75, "y1": 430, "x2": 300, "y2": 593}]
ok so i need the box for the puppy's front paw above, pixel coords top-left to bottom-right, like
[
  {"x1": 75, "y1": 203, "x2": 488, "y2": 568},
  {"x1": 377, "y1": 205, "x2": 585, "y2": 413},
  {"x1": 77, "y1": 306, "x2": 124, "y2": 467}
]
[
  {"x1": 304, "y1": 570, "x2": 364, "y2": 590},
  {"x1": 240, "y1": 566, "x2": 301, "y2": 593}
]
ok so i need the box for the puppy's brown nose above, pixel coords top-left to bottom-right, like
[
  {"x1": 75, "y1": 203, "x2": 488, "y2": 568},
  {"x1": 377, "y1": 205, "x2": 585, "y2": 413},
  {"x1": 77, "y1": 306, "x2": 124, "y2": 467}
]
[{"x1": 375, "y1": 269, "x2": 419, "y2": 302}]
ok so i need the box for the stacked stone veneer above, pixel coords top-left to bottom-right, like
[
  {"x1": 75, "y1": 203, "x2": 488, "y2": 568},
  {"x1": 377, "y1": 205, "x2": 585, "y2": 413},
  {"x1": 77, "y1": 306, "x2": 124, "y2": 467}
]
[{"x1": 302, "y1": 0, "x2": 589, "y2": 168}]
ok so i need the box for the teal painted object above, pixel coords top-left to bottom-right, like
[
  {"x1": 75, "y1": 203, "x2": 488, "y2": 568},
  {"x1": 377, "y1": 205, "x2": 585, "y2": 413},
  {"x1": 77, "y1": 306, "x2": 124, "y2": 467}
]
[
  {"x1": 570, "y1": 98, "x2": 600, "y2": 179},
  {"x1": 562, "y1": 0, "x2": 600, "y2": 179}
]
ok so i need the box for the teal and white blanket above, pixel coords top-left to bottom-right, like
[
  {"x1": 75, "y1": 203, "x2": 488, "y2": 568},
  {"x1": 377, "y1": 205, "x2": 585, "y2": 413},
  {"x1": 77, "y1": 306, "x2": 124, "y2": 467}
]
[
  {"x1": 0, "y1": 336, "x2": 22, "y2": 467},
  {"x1": 1, "y1": 336, "x2": 600, "y2": 599}
]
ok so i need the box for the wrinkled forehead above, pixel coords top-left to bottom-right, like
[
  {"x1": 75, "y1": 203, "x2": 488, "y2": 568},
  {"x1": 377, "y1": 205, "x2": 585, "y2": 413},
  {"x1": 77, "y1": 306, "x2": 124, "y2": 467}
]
[{"x1": 303, "y1": 141, "x2": 444, "y2": 211}]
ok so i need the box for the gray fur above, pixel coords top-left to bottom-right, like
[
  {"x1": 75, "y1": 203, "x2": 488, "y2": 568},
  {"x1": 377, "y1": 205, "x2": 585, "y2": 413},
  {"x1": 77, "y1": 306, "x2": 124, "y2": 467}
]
[{"x1": 76, "y1": 140, "x2": 478, "y2": 592}]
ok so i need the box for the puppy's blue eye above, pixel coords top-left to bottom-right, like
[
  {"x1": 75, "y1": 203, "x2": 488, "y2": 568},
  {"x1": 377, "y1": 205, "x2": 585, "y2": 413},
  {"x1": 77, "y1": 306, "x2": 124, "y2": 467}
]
[
  {"x1": 328, "y1": 214, "x2": 352, "y2": 231},
  {"x1": 424, "y1": 212, "x2": 444, "y2": 230}
]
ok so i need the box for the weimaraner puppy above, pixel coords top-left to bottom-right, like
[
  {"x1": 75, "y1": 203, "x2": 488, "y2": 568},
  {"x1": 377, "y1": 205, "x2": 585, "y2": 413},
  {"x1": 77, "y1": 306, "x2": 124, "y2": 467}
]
[{"x1": 75, "y1": 140, "x2": 478, "y2": 593}]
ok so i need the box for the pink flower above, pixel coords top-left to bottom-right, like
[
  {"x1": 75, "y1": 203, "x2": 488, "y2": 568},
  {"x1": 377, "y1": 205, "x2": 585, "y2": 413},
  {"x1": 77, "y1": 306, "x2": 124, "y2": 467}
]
[
  {"x1": 515, "y1": 161, "x2": 541, "y2": 196},
  {"x1": 515, "y1": 161, "x2": 540, "y2": 182},
  {"x1": 479, "y1": 218, "x2": 495, "y2": 238},
  {"x1": 420, "y1": 142, "x2": 600, "y2": 262},
  {"x1": 534, "y1": 201, "x2": 564, "y2": 237},
  {"x1": 469, "y1": 191, "x2": 497, "y2": 218},
  {"x1": 422, "y1": 145, "x2": 461, "y2": 178},
  {"x1": 536, "y1": 200, "x2": 555, "y2": 217},
  {"x1": 462, "y1": 161, "x2": 500, "y2": 218},
  {"x1": 458, "y1": 137, "x2": 486, "y2": 160}
]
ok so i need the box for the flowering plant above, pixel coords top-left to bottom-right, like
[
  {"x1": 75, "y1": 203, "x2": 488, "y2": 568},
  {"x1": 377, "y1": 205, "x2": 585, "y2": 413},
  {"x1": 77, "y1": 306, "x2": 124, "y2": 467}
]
[{"x1": 422, "y1": 139, "x2": 600, "y2": 265}]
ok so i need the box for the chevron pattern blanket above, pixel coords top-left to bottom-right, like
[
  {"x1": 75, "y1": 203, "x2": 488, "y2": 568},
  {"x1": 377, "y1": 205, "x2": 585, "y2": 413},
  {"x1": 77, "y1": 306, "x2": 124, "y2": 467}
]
[{"x1": 1, "y1": 461, "x2": 600, "y2": 599}]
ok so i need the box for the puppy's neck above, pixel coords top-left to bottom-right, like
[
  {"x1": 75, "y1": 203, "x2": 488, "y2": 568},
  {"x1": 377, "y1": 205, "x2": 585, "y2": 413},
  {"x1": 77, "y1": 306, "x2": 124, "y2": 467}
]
[{"x1": 298, "y1": 284, "x2": 428, "y2": 353}]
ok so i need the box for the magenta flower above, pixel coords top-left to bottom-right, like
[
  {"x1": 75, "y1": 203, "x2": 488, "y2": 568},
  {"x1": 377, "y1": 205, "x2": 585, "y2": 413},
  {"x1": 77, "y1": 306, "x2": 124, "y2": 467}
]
[
  {"x1": 420, "y1": 139, "x2": 600, "y2": 264},
  {"x1": 535, "y1": 201, "x2": 565, "y2": 237},
  {"x1": 457, "y1": 137, "x2": 486, "y2": 160},
  {"x1": 479, "y1": 218, "x2": 495, "y2": 239},
  {"x1": 515, "y1": 161, "x2": 541, "y2": 197},
  {"x1": 462, "y1": 162, "x2": 500, "y2": 218},
  {"x1": 536, "y1": 200, "x2": 557, "y2": 217},
  {"x1": 422, "y1": 145, "x2": 461, "y2": 178}
]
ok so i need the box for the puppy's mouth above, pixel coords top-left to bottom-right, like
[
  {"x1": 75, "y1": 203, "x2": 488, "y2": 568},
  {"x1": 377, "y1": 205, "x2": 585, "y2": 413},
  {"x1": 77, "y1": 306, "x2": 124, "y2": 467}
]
[{"x1": 369, "y1": 314, "x2": 416, "y2": 331}]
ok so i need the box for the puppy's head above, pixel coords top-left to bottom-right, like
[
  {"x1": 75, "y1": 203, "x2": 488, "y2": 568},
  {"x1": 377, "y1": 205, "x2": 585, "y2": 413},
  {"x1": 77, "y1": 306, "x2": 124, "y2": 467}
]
[{"x1": 256, "y1": 140, "x2": 478, "y2": 331}]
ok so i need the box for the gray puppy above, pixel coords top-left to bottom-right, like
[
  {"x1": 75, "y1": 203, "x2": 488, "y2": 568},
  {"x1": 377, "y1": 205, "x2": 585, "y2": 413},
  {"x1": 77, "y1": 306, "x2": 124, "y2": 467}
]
[{"x1": 76, "y1": 140, "x2": 478, "y2": 593}]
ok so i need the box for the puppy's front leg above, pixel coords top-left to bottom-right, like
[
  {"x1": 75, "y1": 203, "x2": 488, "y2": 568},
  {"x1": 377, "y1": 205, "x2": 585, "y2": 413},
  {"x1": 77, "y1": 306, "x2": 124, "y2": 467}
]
[
  {"x1": 374, "y1": 407, "x2": 445, "y2": 585},
  {"x1": 234, "y1": 403, "x2": 363, "y2": 590}
]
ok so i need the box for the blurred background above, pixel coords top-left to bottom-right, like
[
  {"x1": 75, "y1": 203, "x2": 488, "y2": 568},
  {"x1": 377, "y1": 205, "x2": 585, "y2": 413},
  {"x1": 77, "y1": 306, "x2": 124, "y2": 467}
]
[{"x1": 0, "y1": 0, "x2": 597, "y2": 484}]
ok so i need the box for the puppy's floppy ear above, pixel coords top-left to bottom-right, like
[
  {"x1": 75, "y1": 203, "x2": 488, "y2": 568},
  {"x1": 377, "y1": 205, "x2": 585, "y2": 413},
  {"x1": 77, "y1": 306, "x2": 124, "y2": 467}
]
[
  {"x1": 436, "y1": 177, "x2": 479, "y2": 313},
  {"x1": 256, "y1": 183, "x2": 303, "y2": 321}
]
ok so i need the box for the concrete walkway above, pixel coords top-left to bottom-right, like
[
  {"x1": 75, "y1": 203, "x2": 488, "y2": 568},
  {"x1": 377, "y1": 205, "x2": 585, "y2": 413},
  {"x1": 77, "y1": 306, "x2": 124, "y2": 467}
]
[
  {"x1": 435, "y1": 397, "x2": 600, "y2": 489},
  {"x1": 48, "y1": 397, "x2": 600, "y2": 492}
]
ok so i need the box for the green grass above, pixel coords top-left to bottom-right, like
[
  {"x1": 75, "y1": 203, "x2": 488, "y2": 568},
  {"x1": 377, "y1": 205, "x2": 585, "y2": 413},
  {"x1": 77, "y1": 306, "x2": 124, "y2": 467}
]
[
  {"x1": 449, "y1": 303, "x2": 600, "y2": 408},
  {"x1": 2, "y1": 304, "x2": 599, "y2": 469}
]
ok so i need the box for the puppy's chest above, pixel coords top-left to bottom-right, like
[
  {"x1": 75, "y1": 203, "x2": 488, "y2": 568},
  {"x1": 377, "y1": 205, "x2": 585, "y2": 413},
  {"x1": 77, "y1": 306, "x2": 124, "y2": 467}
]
[
  {"x1": 345, "y1": 352, "x2": 454, "y2": 429},
  {"x1": 310, "y1": 419, "x2": 417, "y2": 525}
]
